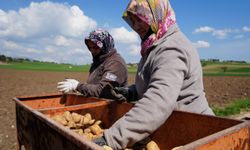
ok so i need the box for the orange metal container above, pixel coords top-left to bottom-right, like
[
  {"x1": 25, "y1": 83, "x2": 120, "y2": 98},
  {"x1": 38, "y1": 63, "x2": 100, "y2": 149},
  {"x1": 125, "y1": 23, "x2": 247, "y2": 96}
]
[{"x1": 14, "y1": 94, "x2": 250, "y2": 150}]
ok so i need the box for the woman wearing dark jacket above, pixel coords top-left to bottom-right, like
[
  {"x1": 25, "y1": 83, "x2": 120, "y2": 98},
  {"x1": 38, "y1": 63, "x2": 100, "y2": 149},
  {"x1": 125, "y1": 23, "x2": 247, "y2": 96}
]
[{"x1": 57, "y1": 29, "x2": 127, "y2": 99}]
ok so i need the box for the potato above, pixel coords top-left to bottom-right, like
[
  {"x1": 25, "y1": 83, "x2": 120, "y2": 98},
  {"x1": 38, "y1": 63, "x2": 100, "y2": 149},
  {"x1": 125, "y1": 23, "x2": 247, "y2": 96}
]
[
  {"x1": 64, "y1": 111, "x2": 73, "y2": 122},
  {"x1": 83, "y1": 132, "x2": 94, "y2": 140},
  {"x1": 72, "y1": 129, "x2": 83, "y2": 135},
  {"x1": 146, "y1": 141, "x2": 160, "y2": 150},
  {"x1": 90, "y1": 124, "x2": 104, "y2": 135},
  {"x1": 80, "y1": 116, "x2": 88, "y2": 125},
  {"x1": 78, "y1": 129, "x2": 84, "y2": 135},
  {"x1": 84, "y1": 128, "x2": 91, "y2": 133},
  {"x1": 50, "y1": 112, "x2": 107, "y2": 142},
  {"x1": 79, "y1": 116, "x2": 85, "y2": 126},
  {"x1": 83, "y1": 117, "x2": 91, "y2": 125},
  {"x1": 72, "y1": 112, "x2": 82, "y2": 123},
  {"x1": 75, "y1": 123, "x2": 84, "y2": 129},
  {"x1": 81, "y1": 117, "x2": 95, "y2": 125},
  {"x1": 67, "y1": 121, "x2": 76, "y2": 128},
  {"x1": 103, "y1": 145, "x2": 113, "y2": 150},
  {"x1": 94, "y1": 120, "x2": 102, "y2": 125},
  {"x1": 52, "y1": 115, "x2": 67, "y2": 126},
  {"x1": 88, "y1": 119, "x2": 95, "y2": 125},
  {"x1": 84, "y1": 113, "x2": 92, "y2": 120}
]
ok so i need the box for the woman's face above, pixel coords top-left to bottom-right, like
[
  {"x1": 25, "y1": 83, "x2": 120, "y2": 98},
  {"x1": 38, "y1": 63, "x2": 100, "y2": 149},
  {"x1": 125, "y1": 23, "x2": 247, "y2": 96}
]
[
  {"x1": 86, "y1": 40, "x2": 101, "y2": 56},
  {"x1": 129, "y1": 13, "x2": 150, "y2": 39}
]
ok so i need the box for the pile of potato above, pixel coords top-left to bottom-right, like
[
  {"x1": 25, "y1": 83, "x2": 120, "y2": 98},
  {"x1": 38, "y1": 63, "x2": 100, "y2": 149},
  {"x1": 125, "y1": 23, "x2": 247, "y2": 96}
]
[
  {"x1": 50, "y1": 111, "x2": 161, "y2": 150},
  {"x1": 50, "y1": 111, "x2": 103, "y2": 140},
  {"x1": 104, "y1": 140, "x2": 160, "y2": 150}
]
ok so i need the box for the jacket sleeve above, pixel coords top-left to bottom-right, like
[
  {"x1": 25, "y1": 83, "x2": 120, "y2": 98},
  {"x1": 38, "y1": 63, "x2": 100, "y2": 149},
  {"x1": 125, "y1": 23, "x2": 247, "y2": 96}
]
[
  {"x1": 104, "y1": 49, "x2": 188, "y2": 149},
  {"x1": 128, "y1": 84, "x2": 138, "y2": 102},
  {"x1": 76, "y1": 60, "x2": 127, "y2": 98}
]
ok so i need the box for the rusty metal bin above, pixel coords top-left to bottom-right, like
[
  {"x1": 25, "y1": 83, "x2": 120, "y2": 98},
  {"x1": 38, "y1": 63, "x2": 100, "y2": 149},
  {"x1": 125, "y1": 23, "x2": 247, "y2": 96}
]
[
  {"x1": 14, "y1": 93, "x2": 108, "y2": 110},
  {"x1": 14, "y1": 94, "x2": 250, "y2": 150},
  {"x1": 14, "y1": 93, "x2": 110, "y2": 150}
]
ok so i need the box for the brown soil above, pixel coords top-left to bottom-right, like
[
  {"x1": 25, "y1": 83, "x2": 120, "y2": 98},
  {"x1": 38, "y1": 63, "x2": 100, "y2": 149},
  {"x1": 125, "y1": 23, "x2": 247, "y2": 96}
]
[
  {"x1": 0, "y1": 69, "x2": 249, "y2": 150},
  {"x1": 203, "y1": 76, "x2": 250, "y2": 107}
]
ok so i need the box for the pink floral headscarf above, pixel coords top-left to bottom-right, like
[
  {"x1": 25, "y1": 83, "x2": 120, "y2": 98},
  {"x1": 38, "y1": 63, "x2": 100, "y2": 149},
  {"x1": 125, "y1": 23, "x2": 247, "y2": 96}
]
[{"x1": 123, "y1": 0, "x2": 176, "y2": 56}]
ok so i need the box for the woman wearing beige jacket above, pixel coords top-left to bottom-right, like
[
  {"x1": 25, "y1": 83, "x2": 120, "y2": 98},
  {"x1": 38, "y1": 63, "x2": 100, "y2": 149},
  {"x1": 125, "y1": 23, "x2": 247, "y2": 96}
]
[{"x1": 95, "y1": 0, "x2": 214, "y2": 149}]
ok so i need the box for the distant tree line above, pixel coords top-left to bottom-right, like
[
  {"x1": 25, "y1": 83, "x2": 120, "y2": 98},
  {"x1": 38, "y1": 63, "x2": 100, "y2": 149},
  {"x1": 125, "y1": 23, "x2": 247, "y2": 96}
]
[
  {"x1": 200, "y1": 58, "x2": 246, "y2": 63},
  {"x1": 0, "y1": 54, "x2": 59, "y2": 64},
  {"x1": 129, "y1": 59, "x2": 247, "y2": 68},
  {"x1": 127, "y1": 62, "x2": 138, "y2": 68},
  {"x1": 0, "y1": 54, "x2": 248, "y2": 66},
  {"x1": 0, "y1": 54, "x2": 32, "y2": 63},
  {"x1": 200, "y1": 59, "x2": 247, "y2": 67}
]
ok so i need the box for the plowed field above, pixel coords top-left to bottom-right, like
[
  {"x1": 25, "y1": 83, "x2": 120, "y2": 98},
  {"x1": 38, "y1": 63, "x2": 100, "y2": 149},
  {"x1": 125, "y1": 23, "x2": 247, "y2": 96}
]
[{"x1": 0, "y1": 69, "x2": 249, "y2": 150}]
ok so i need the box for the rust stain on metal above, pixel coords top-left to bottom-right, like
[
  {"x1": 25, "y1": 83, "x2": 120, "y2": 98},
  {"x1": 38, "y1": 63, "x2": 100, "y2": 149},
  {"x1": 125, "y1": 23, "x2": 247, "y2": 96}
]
[{"x1": 192, "y1": 122, "x2": 250, "y2": 150}]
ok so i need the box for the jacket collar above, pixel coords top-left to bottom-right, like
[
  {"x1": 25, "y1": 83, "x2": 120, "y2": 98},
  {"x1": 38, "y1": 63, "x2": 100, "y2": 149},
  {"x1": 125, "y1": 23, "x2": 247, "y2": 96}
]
[
  {"x1": 142, "y1": 23, "x2": 179, "y2": 57},
  {"x1": 93, "y1": 48, "x2": 116, "y2": 64},
  {"x1": 153, "y1": 23, "x2": 179, "y2": 47}
]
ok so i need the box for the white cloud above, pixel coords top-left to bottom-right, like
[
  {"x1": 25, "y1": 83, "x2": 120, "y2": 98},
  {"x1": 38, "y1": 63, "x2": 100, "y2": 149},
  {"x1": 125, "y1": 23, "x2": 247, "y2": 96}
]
[
  {"x1": 243, "y1": 26, "x2": 250, "y2": 32},
  {"x1": 194, "y1": 26, "x2": 242, "y2": 39},
  {"x1": 25, "y1": 48, "x2": 41, "y2": 54},
  {"x1": 212, "y1": 29, "x2": 228, "y2": 39},
  {"x1": 2, "y1": 40, "x2": 20, "y2": 50},
  {"x1": 194, "y1": 26, "x2": 214, "y2": 33},
  {"x1": 103, "y1": 23, "x2": 110, "y2": 28},
  {"x1": 41, "y1": 57, "x2": 57, "y2": 63},
  {"x1": 67, "y1": 5, "x2": 97, "y2": 37},
  {"x1": 192, "y1": 40, "x2": 210, "y2": 49},
  {"x1": 45, "y1": 46, "x2": 56, "y2": 53},
  {"x1": 110, "y1": 27, "x2": 140, "y2": 44},
  {"x1": 67, "y1": 48, "x2": 88, "y2": 55},
  {"x1": 128, "y1": 44, "x2": 141, "y2": 55},
  {"x1": 0, "y1": 2, "x2": 97, "y2": 38},
  {"x1": 0, "y1": 1, "x2": 143, "y2": 64},
  {"x1": 54, "y1": 35, "x2": 70, "y2": 46},
  {"x1": 0, "y1": 1, "x2": 98, "y2": 64}
]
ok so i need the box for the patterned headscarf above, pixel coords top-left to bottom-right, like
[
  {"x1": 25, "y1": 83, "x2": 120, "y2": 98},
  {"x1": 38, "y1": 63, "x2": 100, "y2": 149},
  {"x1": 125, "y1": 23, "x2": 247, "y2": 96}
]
[
  {"x1": 123, "y1": 0, "x2": 176, "y2": 56},
  {"x1": 85, "y1": 29, "x2": 115, "y2": 54}
]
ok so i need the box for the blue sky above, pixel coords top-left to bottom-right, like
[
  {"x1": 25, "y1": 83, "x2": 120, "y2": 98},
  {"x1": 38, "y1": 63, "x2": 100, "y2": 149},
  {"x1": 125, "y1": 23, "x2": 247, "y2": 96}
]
[{"x1": 0, "y1": 0, "x2": 250, "y2": 64}]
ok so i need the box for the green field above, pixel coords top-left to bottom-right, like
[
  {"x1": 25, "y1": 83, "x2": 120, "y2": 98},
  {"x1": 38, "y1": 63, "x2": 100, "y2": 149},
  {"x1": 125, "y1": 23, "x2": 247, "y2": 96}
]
[
  {"x1": 201, "y1": 62, "x2": 250, "y2": 76},
  {"x1": 213, "y1": 98, "x2": 250, "y2": 116},
  {"x1": 0, "y1": 61, "x2": 250, "y2": 76},
  {"x1": 0, "y1": 61, "x2": 90, "y2": 72}
]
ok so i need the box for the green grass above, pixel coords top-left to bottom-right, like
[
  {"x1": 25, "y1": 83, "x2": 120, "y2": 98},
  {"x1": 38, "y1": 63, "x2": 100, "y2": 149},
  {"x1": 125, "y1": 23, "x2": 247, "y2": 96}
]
[
  {"x1": 127, "y1": 66, "x2": 137, "y2": 74},
  {"x1": 201, "y1": 61, "x2": 250, "y2": 66},
  {"x1": 0, "y1": 61, "x2": 139, "y2": 73},
  {"x1": 0, "y1": 61, "x2": 90, "y2": 72},
  {"x1": 227, "y1": 68, "x2": 250, "y2": 73},
  {"x1": 203, "y1": 73, "x2": 250, "y2": 77},
  {"x1": 202, "y1": 63, "x2": 250, "y2": 76},
  {"x1": 212, "y1": 98, "x2": 250, "y2": 117},
  {"x1": 1, "y1": 61, "x2": 250, "y2": 75}
]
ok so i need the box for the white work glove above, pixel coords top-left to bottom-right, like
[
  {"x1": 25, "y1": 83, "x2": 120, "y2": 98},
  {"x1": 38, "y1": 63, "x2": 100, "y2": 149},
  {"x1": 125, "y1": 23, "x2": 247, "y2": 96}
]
[{"x1": 57, "y1": 79, "x2": 79, "y2": 93}]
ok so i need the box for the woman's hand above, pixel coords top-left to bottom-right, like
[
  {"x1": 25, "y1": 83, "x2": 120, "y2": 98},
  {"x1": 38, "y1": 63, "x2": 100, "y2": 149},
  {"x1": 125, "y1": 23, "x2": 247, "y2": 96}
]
[{"x1": 57, "y1": 79, "x2": 79, "y2": 93}]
